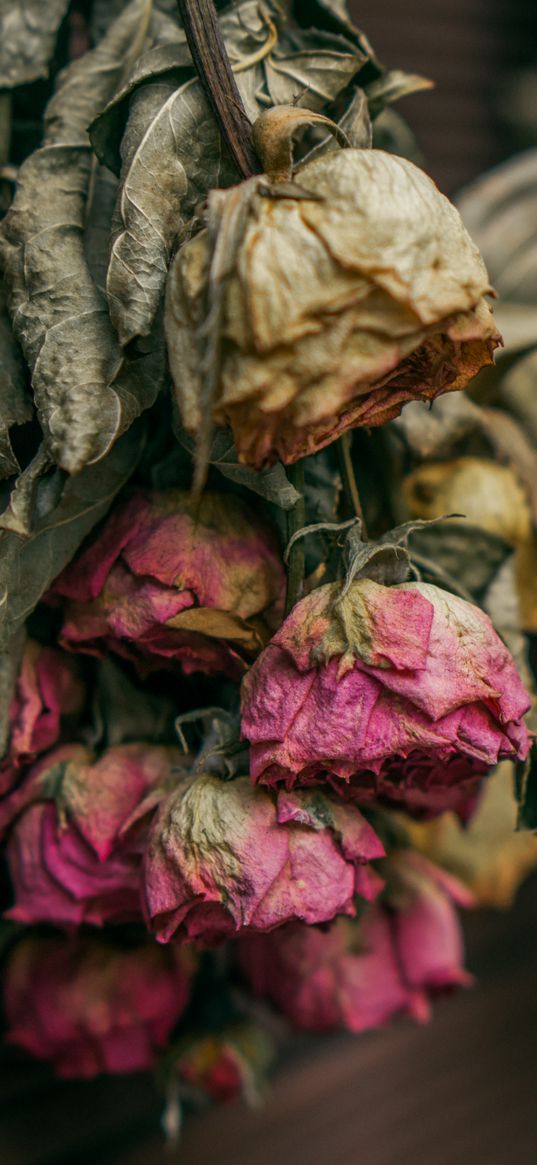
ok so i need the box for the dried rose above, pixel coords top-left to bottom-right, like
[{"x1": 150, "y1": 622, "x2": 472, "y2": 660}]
[
  {"x1": 4, "y1": 934, "x2": 194, "y2": 1078},
  {"x1": 166, "y1": 147, "x2": 500, "y2": 469},
  {"x1": 170, "y1": 1025, "x2": 273, "y2": 1104},
  {"x1": 241, "y1": 578, "x2": 530, "y2": 817},
  {"x1": 143, "y1": 772, "x2": 385, "y2": 944},
  {"x1": 237, "y1": 851, "x2": 473, "y2": 1033},
  {"x1": 0, "y1": 641, "x2": 84, "y2": 797},
  {"x1": 404, "y1": 456, "x2": 537, "y2": 633},
  {"x1": 405, "y1": 761, "x2": 537, "y2": 909},
  {"x1": 50, "y1": 490, "x2": 284, "y2": 678},
  {"x1": 4, "y1": 742, "x2": 182, "y2": 927}
]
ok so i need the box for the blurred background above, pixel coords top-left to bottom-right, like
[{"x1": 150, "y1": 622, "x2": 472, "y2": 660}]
[{"x1": 2, "y1": 1, "x2": 537, "y2": 1162}]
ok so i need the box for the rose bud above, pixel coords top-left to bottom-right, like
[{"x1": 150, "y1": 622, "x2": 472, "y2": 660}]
[
  {"x1": 166, "y1": 145, "x2": 500, "y2": 469},
  {"x1": 237, "y1": 851, "x2": 473, "y2": 1033},
  {"x1": 143, "y1": 772, "x2": 385, "y2": 944},
  {"x1": 241, "y1": 578, "x2": 530, "y2": 818},
  {"x1": 0, "y1": 640, "x2": 84, "y2": 797},
  {"x1": 4, "y1": 934, "x2": 194, "y2": 1078},
  {"x1": 50, "y1": 490, "x2": 284, "y2": 678},
  {"x1": 5, "y1": 742, "x2": 182, "y2": 927}
]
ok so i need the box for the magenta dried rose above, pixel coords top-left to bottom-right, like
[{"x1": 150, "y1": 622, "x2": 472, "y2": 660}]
[
  {"x1": 5, "y1": 742, "x2": 182, "y2": 927},
  {"x1": 237, "y1": 851, "x2": 473, "y2": 1033},
  {"x1": 50, "y1": 490, "x2": 284, "y2": 678},
  {"x1": 4, "y1": 934, "x2": 194, "y2": 1078},
  {"x1": 241, "y1": 578, "x2": 530, "y2": 818},
  {"x1": 0, "y1": 641, "x2": 84, "y2": 797},
  {"x1": 143, "y1": 772, "x2": 385, "y2": 944}
]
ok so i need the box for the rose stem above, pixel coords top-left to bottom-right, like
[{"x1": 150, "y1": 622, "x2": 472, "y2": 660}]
[
  {"x1": 177, "y1": 0, "x2": 307, "y2": 613},
  {"x1": 337, "y1": 432, "x2": 368, "y2": 538},
  {"x1": 176, "y1": 0, "x2": 261, "y2": 178},
  {"x1": 284, "y1": 461, "x2": 306, "y2": 616}
]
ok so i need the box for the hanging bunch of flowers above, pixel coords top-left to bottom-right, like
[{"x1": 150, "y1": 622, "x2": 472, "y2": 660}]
[{"x1": 0, "y1": 0, "x2": 535, "y2": 1137}]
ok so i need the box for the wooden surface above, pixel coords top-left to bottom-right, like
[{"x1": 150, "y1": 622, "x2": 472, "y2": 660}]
[{"x1": 3, "y1": 873, "x2": 537, "y2": 1165}]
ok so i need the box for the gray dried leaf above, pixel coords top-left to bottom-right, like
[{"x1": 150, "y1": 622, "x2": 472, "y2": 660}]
[
  {"x1": 292, "y1": 0, "x2": 380, "y2": 68},
  {"x1": 100, "y1": 2, "x2": 366, "y2": 346},
  {"x1": 408, "y1": 523, "x2": 512, "y2": 599},
  {"x1": 0, "y1": 423, "x2": 145, "y2": 651},
  {"x1": 90, "y1": 659, "x2": 176, "y2": 748},
  {"x1": 0, "y1": 446, "x2": 54, "y2": 537},
  {"x1": 216, "y1": 460, "x2": 301, "y2": 509},
  {"x1": 0, "y1": 628, "x2": 25, "y2": 759},
  {"x1": 457, "y1": 149, "x2": 537, "y2": 304},
  {"x1": 0, "y1": 0, "x2": 156, "y2": 474},
  {"x1": 365, "y1": 69, "x2": 433, "y2": 120},
  {"x1": 92, "y1": 0, "x2": 178, "y2": 42},
  {"x1": 0, "y1": 283, "x2": 32, "y2": 480},
  {"x1": 84, "y1": 165, "x2": 120, "y2": 296},
  {"x1": 0, "y1": 0, "x2": 70, "y2": 88},
  {"x1": 499, "y1": 351, "x2": 537, "y2": 449}
]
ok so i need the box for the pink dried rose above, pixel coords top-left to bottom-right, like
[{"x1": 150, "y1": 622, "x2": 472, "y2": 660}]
[
  {"x1": 241, "y1": 578, "x2": 530, "y2": 818},
  {"x1": 5, "y1": 742, "x2": 182, "y2": 927},
  {"x1": 4, "y1": 934, "x2": 194, "y2": 1078},
  {"x1": 0, "y1": 641, "x2": 84, "y2": 797},
  {"x1": 143, "y1": 772, "x2": 385, "y2": 944},
  {"x1": 50, "y1": 490, "x2": 284, "y2": 678},
  {"x1": 237, "y1": 851, "x2": 473, "y2": 1033}
]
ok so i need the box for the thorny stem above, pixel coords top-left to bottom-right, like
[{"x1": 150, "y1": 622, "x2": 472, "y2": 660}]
[
  {"x1": 176, "y1": 0, "x2": 261, "y2": 178},
  {"x1": 284, "y1": 462, "x2": 306, "y2": 616},
  {"x1": 337, "y1": 432, "x2": 368, "y2": 538}
]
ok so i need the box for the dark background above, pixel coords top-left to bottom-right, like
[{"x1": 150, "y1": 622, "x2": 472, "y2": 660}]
[{"x1": 3, "y1": 2, "x2": 537, "y2": 1162}]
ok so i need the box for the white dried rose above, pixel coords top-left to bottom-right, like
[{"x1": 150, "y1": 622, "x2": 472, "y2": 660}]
[{"x1": 166, "y1": 142, "x2": 501, "y2": 469}]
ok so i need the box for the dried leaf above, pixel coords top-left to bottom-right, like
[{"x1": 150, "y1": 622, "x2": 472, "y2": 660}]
[
  {"x1": 0, "y1": 0, "x2": 70, "y2": 88},
  {"x1": 292, "y1": 0, "x2": 380, "y2": 69},
  {"x1": 365, "y1": 69, "x2": 433, "y2": 120},
  {"x1": 499, "y1": 350, "x2": 537, "y2": 450},
  {"x1": 0, "y1": 0, "x2": 155, "y2": 474},
  {"x1": 457, "y1": 149, "x2": 537, "y2": 304},
  {"x1": 90, "y1": 659, "x2": 176, "y2": 748},
  {"x1": 84, "y1": 165, "x2": 120, "y2": 297},
  {"x1": 0, "y1": 283, "x2": 32, "y2": 480},
  {"x1": 408, "y1": 523, "x2": 512, "y2": 599},
  {"x1": 166, "y1": 607, "x2": 264, "y2": 652},
  {"x1": 0, "y1": 446, "x2": 57, "y2": 537},
  {"x1": 96, "y1": 2, "x2": 366, "y2": 345},
  {"x1": 0, "y1": 628, "x2": 25, "y2": 759},
  {"x1": 0, "y1": 423, "x2": 145, "y2": 651}
]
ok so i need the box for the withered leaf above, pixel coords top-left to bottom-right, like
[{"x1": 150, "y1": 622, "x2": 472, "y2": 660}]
[
  {"x1": 0, "y1": 0, "x2": 155, "y2": 474},
  {"x1": 176, "y1": 425, "x2": 301, "y2": 509},
  {"x1": 408, "y1": 523, "x2": 512, "y2": 600},
  {"x1": 0, "y1": 446, "x2": 57, "y2": 537},
  {"x1": 84, "y1": 165, "x2": 120, "y2": 297},
  {"x1": 0, "y1": 283, "x2": 32, "y2": 480},
  {"x1": 0, "y1": 0, "x2": 70, "y2": 88},
  {"x1": 90, "y1": 659, "x2": 176, "y2": 749},
  {"x1": 0, "y1": 628, "x2": 25, "y2": 759},
  {"x1": 499, "y1": 350, "x2": 537, "y2": 451},
  {"x1": 365, "y1": 69, "x2": 433, "y2": 120},
  {"x1": 166, "y1": 607, "x2": 263, "y2": 652},
  {"x1": 98, "y1": 1, "x2": 366, "y2": 346},
  {"x1": 457, "y1": 149, "x2": 537, "y2": 304},
  {"x1": 292, "y1": 0, "x2": 380, "y2": 70},
  {"x1": 0, "y1": 423, "x2": 145, "y2": 652}
]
